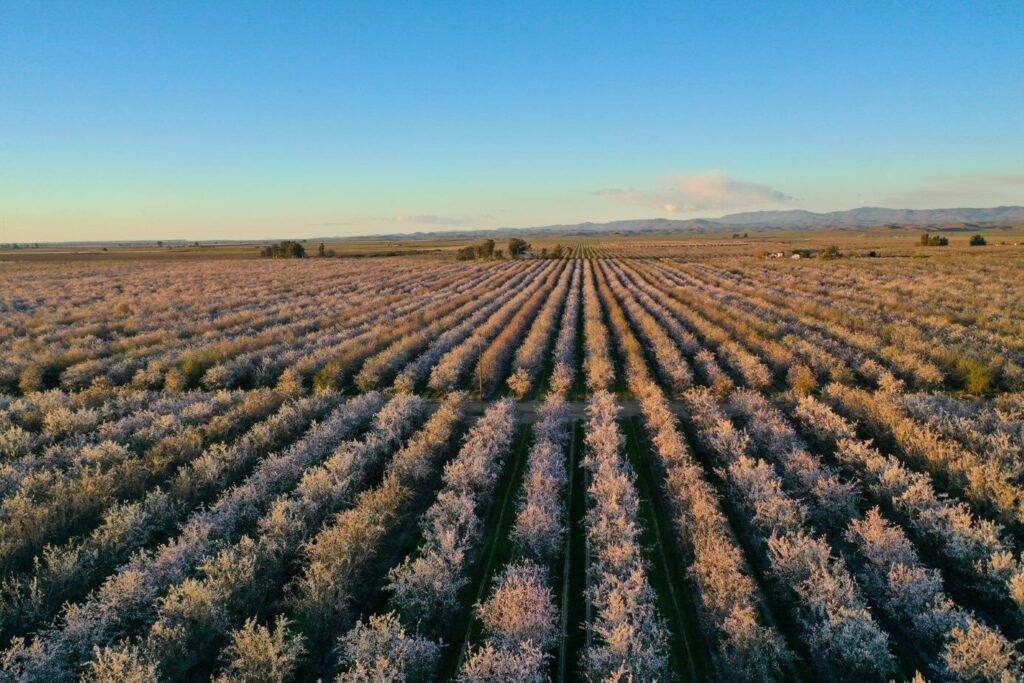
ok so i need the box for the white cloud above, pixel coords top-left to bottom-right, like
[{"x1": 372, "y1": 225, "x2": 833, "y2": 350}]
[{"x1": 592, "y1": 171, "x2": 793, "y2": 213}]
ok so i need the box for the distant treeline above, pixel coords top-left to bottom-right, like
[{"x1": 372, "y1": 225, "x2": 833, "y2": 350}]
[
  {"x1": 919, "y1": 233, "x2": 987, "y2": 247},
  {"x1": 260, "y1": 241, "x2": 340, "y2": 258},
  {"x1": 455, "y1": 238, "x2": 564, "y2": 260}
]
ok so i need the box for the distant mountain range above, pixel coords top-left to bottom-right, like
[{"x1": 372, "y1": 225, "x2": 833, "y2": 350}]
[
  {"x1": 332, "y1": 206, "x2": 1024, "y2": 241},
  {"x1": 706, "y1": 205, "x2": 1024, "y2": 228}
]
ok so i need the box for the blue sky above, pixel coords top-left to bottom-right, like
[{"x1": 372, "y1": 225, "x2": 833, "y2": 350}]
[{"x1": 1, "y1": 1, "x2": 1022, "y2": 241}]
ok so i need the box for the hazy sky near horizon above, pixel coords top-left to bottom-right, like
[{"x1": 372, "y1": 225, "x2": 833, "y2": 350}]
[{"x1": 2, "y1": 2, "x2": 1022, "y2": 242}]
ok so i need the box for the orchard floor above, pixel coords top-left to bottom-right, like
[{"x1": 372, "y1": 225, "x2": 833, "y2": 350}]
[{"x1": 460, "y1": 399, "x2": 687, "y2": 423}]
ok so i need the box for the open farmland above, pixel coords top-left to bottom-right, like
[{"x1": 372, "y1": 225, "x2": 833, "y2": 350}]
[{"x1": 1, "y1": 247, "x2": 1024, "y2": 682}]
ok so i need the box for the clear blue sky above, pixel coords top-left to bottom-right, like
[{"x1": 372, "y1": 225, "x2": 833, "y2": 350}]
[{"x1": 2, "y1": 1, "x2": 1022, "y2": 241}]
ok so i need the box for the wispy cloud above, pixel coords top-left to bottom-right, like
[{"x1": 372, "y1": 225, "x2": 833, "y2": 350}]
[
  {"x1": 309, "y1": 220, "x2": 352, "y2": 227},
  {"x1": 366, "y1": 214, "x2": 471, "y2": 226},
  {"x1": 881, "y1": 173, "x2": 1024, "y2": 207},
  {"x1": 592, "y1": 171, "x2": 793, "y2": 213},
  {"x1": 395, "y1": 214, "x2": 467, "y2": 226}
]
